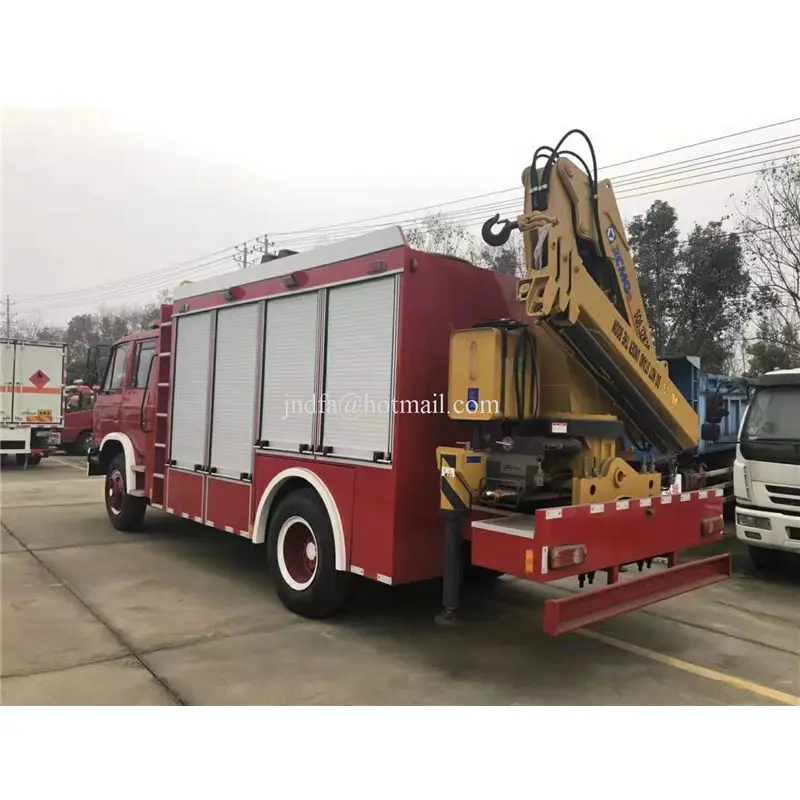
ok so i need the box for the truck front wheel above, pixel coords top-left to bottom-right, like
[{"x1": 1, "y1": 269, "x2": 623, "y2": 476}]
[
  {"x1": 105, "y1": 453, "x2": 146, "y2": 532},
  {"x1": 267, "y1": 487, "x2": 351, "y2": 619}
]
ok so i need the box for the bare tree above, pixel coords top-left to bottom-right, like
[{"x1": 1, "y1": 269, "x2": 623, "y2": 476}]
[
  {"x1": 474, "y1": 238, "x2": 525, "y2": 278},
  {"x1": 736, "y1": 156, "x2": 800, "y2": 364},
  {"x1": 404, "y1": 213, "x2": 479, "y2": 260},
  {"x1": 404, "y1": 212, "x2": 530, "y2": 278},
  {"x1": 11, "y1": 313, "x2": 65, "y2": 342}
]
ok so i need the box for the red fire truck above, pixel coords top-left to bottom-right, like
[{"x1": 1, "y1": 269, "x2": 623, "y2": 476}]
[{"x1": 87, "y1": 203, "x2": 730, "y2": 635}]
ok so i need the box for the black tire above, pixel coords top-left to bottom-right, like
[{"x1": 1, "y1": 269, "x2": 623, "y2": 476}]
[
  {"x1": 748, "y1": 545, "x2": 783, "y2": 571},
  {"x1": 105, "y1": 453, "x2": 146, "y2": 532},
  {"x1": 267, "y1": 487, "x2": 351, "y2": 619},
  {"x1": 74, "y1": 431, "x2": 93, "y2": 455},
  {"x1": 16, "y1": 454, "x2": 42, "y2": 466}
]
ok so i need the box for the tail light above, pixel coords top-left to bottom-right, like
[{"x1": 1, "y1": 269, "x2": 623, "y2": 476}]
[
  {"x1": 700, "y1": 516, "x2": 723, "y2": 538},
  {"x1": 549, "y1": 544, "x2": 587, "y2": 570}
]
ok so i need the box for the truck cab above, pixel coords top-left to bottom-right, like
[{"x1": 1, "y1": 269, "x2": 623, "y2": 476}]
[
  {"x1": 733, "y1": 367, "x2": 800, "y2": 568},
  {"x1": 91, "y1": 330, "x2": 158, "y2": 472},
  {"x1": 62, "y1": 384, "x2": 97, "y2": 454}
]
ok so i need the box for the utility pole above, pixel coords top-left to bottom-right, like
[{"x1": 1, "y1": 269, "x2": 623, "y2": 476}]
[
  {"x1": 251, "y1": 234, "x2": 271, "y2": 263},
  {"x1": 2, "y1": 295, "x2": 15, "y2": 338},
  {"x1": 234, "y1": 242, "x2": 252, "y2": 269}
]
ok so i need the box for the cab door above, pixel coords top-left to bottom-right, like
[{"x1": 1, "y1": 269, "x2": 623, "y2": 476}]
[
  {"x1": 118, "y1": 338, "x2": 158, "y2": 465},
  {"x1": 94, "y1": 342, "x2": 132, "y2": 445}
]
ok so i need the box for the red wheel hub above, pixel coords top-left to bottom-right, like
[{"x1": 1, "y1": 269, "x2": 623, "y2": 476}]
[
  {"x1": 278, "y1": 517, "x2": 318, "y2": 590},
  {"x1": 107, "y1": 469, "x2": 125, "y2": 515}
]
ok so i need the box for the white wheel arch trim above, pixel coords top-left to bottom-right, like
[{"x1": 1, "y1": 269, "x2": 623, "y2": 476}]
[
  {"x1": 99, "y1": 432, "x2": 137, "y2": 490},
  {"x1": 252, "y1": 467, "x2": 347, "y2": 571}
]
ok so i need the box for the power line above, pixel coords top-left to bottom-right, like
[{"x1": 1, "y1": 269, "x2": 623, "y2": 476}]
[
  {"x1": 267, "y1": 143, "x2": 799, "y2": 250},
  {"x1": 265, "y1": 118, "x2": 800, "y2": 239},
  {"x1": 612, "y1": 140, "x2": 800, "y2": 187},
  {"x1": 18, "y1": 123, "x2": 798, "y2": 304},
  {"x1": 15, "y1": 118, "x2": 800, "y2": 310},
  {"x1": 23, "y1": 147, "x2": 795, "y2": 314},
  {"x1": 12, "y1": 247, "x2": 241, "y2": 301},
  {"x1": 273, "y1": 152, "x2": 798, "y2": 251},
  {"x1": 17, "y1": 254, "x2": 240, "y2": 312},
  {"x1": 600, "y1": 116, "x2": 800, "y2": 169},
  {"x1": 609, "y1": 134, "x2": 800, "y2": 181}
]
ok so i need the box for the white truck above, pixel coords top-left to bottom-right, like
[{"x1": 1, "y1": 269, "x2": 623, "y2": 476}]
[
  {"x1": 0, "y1": 337, "x2": 66, "y2": 466},
  {"x1": 733, "y1": 367, "x2": 800, "y2": 568}
]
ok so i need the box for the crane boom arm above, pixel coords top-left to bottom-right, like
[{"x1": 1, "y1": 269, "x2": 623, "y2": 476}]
[{"x1": 505, "y1": 143, "x2": 698, "y2": 456}]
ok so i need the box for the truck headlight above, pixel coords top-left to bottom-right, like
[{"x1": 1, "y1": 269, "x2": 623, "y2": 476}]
[{"x1": 736, "y1": 513, "x2": 771, "y2": 531}]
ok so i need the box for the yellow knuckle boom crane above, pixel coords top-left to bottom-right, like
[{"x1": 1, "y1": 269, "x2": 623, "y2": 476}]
[
  {"x1": 435, "y1": 130, "x2": 728, "y2": 632},
  {"x1": 441, "y1": 129, "x2": 698, "y2": 510}
]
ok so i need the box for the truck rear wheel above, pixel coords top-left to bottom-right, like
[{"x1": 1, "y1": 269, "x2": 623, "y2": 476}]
[
  {"x1": 105, "y1": 453, "x2": 146, "y2": 532},
  {"x1": 74, "y1": 431, "x2": 93, "y2": 455},
  {"x1": 748, "y1": 545, "x2": 783, "y2": 571},
  {"x1": 267, "y1": 487, "x2": 351, "y2": 619},
  {"x1": 16, "y1": 454, "x2": 42, "y2": 467}
]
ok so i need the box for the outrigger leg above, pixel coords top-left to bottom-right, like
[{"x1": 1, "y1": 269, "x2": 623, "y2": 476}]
[{"x1": 435, "y1": 514, "x2": 464, "y2": 627}]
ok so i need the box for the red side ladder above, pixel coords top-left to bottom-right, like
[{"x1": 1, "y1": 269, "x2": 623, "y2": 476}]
[{"x1": 149, "y1": 303, "x2": 173, "y2": 509}]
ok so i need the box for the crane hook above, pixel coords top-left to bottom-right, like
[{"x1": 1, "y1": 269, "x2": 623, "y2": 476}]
[{"x1": 481, "y1": 213, "x2": 519, "y2": 247}]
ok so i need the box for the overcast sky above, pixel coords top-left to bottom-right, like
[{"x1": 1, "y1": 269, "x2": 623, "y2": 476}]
[{"x1": 2, "y1": 1, "x2": 798, "y2": 327}]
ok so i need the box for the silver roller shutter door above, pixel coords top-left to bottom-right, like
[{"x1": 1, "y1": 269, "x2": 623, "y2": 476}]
[
  {"x1": 321, "y1": 276, "x2": 397, "y2": 461},
  {"x1": 210, "y1": 302, "x2": 260, "y2": 478},
  {"x1": 260, "y1": 292, "x2": 319, "y2": 452},
  {"x1": 170, "y1": 311, "x2": 213, "y2": 469}
]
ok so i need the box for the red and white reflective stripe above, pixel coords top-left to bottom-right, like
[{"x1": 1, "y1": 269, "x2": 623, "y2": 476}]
[{"x1": 539, "y1": 488, "x2": 723, "y2": 521}]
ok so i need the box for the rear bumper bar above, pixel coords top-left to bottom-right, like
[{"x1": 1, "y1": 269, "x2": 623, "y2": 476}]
[{"x1": 543, "y1": 553, "x2": 731, "y2": 636}]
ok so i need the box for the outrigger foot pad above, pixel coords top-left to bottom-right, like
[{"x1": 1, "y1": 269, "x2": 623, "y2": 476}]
[{"x1": 434, "y1": 609, "x2": 460, "y2": 627}]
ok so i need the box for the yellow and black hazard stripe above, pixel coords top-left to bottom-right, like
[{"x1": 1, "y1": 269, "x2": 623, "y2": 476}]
[{"x1": 439, "y1": 452, "x2": 471, "y2": 515}]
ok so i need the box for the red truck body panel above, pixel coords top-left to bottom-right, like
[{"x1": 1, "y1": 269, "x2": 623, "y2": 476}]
[{"x1": 91, "y1": 229, "x2": 728, "y2": 633}]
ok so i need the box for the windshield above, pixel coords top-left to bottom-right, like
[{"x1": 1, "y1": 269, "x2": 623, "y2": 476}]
[{"x1": 743, "y1": 386, "x2": 800, "y2": 442}]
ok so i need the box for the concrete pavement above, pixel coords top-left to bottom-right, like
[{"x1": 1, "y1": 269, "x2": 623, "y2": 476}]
[{"x1": 2, "y1": 456, "x2": 799, "y2": 705}]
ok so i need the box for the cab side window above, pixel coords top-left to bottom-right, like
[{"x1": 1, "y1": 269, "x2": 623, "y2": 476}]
[
  {"x1": 130, "y1": 340, "x2": 157, "y2": 390},
  {"x1": 103, "y1": 344, "x2": 131, "y2": 393}
]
